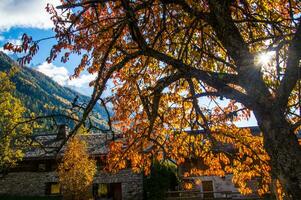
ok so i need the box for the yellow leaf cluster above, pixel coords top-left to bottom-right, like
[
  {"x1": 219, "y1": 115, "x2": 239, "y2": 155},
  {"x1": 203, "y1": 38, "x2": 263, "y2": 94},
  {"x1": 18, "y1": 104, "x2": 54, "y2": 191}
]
[
  {"x1": 0, "y1": 69, "x2": 33, "y2": 171},
  {"x1": 58, "y1": 136, "x2": 96, "y2": 200}
]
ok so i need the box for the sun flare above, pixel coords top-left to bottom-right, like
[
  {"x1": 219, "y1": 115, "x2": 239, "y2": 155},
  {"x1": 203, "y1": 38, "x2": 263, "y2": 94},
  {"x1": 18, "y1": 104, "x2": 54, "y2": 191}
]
[{"x1": 257, "y1": 51, "x2": 275, "y2": 67}]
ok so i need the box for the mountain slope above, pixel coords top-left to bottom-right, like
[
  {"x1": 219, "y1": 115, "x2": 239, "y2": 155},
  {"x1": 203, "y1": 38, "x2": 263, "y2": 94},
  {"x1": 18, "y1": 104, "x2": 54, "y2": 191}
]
[{"x1": 0, "y1": 51, "x2": 108, "y2": 130}]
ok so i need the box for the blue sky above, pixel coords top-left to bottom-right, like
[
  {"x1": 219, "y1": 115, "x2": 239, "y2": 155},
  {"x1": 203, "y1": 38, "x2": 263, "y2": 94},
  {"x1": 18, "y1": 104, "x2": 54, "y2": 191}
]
[
  {"x1": 0, "y1": 0, "x2": 96, "y2": 96},
  {"x1": 0, "y1": 0, "x2": 257, "y2": 126}
]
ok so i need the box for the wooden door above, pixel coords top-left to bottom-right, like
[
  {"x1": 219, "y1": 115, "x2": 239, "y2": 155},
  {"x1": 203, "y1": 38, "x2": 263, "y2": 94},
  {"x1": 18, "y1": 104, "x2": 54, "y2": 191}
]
[
  {"x1": 111, "y1": 183, "x2": 122, "y2": 200},
  {"x1": 202, "y1": 181, "x2": 214, "y2": 199}
]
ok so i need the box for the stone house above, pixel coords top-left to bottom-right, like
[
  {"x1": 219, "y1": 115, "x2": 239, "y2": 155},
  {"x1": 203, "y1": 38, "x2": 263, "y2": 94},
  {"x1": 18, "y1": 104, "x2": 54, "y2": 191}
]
[
  {"x1": 1, "y1": 125, "x2": 300, "y2": 199},
  {"x1": 0, "y1": 126, "x2": 143, "y2": 200},
  {"x1": 178, "y1": 168, "x2": 260, "y2": 199},
  {"x1": 175, "y1": 127, "x2": 263, "y2": 199}
]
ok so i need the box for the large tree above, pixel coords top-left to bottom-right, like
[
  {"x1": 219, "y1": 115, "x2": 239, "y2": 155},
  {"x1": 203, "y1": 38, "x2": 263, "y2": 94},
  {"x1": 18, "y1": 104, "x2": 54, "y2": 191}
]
[{"x1": 5, "y1": 0, "x2": 301, "y2": 199}]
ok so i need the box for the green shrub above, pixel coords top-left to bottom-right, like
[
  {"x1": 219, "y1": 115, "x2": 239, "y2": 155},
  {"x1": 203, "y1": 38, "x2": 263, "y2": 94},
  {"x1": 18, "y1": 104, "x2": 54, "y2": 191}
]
[{"x1": 143, "y1": 161, "x2": 178, "y2": 200}]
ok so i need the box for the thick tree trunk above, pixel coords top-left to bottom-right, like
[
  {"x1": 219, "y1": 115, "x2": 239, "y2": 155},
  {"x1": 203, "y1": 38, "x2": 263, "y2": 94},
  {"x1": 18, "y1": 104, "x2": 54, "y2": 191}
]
[{"x1": 254, "y1": 109, "x2": 301, "y2": 200}]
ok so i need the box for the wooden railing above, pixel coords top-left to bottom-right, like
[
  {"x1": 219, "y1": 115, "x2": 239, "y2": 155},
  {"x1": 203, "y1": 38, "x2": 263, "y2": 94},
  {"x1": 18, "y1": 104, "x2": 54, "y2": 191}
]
[{"x1": 165, "y1": 190, "x2": 263, "y2": 200}]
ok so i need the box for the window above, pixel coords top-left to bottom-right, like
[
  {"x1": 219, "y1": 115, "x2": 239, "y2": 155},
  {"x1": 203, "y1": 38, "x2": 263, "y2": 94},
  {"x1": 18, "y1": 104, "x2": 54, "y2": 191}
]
[
  {"x1": 93, "y1": 183, "x2": 122, "y2": 200},
  {"x1": 98, "y1": 183, "x2": 108, "y2": 197},
  {"x1": 38, "y1": 160, "x2": 56, "y2": 172},
  {"x1": 38, "y1": 163, "x2": 46, "y2": 172},
  {"x1": 96, "y1": 156, "x2": 106, "y2": 170},
  {"x1": 46, "y1": 182, "x2": 61, "y2": 195}
]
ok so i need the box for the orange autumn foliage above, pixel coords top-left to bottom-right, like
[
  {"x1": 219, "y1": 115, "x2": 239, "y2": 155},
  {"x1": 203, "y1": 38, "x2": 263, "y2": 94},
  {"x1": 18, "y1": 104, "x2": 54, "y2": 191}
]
[{"x1": 5, "y1": 0, "x2": 301, "y2": 199}]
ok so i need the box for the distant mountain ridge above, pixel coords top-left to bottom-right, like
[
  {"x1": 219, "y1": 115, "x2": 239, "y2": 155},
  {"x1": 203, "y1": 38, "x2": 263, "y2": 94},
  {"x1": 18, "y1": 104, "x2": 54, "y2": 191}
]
[{"x1": 0, "y1": 51, "x2": 108, "y2": 130}]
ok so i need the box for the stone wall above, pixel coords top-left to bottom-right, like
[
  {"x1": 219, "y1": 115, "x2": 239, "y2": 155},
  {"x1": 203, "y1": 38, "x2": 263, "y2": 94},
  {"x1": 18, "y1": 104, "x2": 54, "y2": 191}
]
[
  {"x1": 94, "y1": 169, "x2": 143, "y2": 200},
  {"x1": 0, "y1": 169, "x2": 143, "y2": 200},
  {"x1": 188, "y1": 175, "x2": 258, "y2": 199},
  {"x1": 197, "y1": 175, "x2": 240, "y2": 198},
  {"x1": 0, "y1": 171, "x2": 58, "y2": 196}
]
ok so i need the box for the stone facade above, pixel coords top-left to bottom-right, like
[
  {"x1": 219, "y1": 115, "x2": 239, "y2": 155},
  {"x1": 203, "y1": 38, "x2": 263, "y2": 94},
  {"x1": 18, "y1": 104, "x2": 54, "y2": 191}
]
[
  {"x1": 0, "y1": 131, "x2": 144, "y2": 200},
  {"x1": 94, "y1": 169, "x2": 143, "y2": 200},
  {"x1": 0, "y1": 171, "x2": 58, "y2": 196},
  {"x1": 184, "y1": 175, "x2": 258, "y2": 199},
  {"x1": 0, "y1": 169, "x2": 143, "y2": 200}
]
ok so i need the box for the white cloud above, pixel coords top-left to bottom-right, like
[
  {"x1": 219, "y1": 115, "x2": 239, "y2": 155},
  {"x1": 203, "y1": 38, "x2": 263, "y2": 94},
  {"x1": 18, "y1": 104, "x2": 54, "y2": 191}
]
[
  {"x1": 67, "y1": 74, "x2": 97, "y2": 95},
  {"x1": 36, "y1": 62, "x2": 69, "y2": 86},
  {"x1": 68, "y1": 74, "x2": 97, "y2": 88},
  {"x1": 36, "y1": 62, "x2": 97, "y2": 95},
  {"x1": 0, "y1": 0, "x2": 61, "y2": 30},
  {"x1": 0, "y1": 38, "x2": 23, "y2": 55},
  {"x1": 0, "y1": 47, "x2": 13, "y2": 55},
  {"x1": 7, "y1": 38, "x2": 22, "y2": 45}
]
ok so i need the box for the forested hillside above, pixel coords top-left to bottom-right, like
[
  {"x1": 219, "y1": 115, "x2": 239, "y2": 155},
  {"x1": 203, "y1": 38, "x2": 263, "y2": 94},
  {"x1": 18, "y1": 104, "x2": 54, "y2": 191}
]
[{"x1": 0, "y1": 51, "x2": 108, "y2": 130}]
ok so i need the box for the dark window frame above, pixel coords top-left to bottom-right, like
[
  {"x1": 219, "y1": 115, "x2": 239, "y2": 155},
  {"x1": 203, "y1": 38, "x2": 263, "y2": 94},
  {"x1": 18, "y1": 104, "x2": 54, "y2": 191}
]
[
  {"x1": 93, "y1": 182, "x2": 122, "y2": 200},
  {"x1": 45, "y1": 182, "x2": 61, "y2": 196}
]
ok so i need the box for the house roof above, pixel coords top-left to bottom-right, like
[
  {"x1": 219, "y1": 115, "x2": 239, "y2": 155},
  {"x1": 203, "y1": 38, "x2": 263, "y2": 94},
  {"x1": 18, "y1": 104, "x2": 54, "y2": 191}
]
[
  {"x1": 24, "y1": 126, "x2": 300, "y2": 160},
  {"x1": 185, "y1": 126, "x2": 261, "y2": 136},
  {"x1": 24, "y1": 133, "x2": 112, "y2": 160}
]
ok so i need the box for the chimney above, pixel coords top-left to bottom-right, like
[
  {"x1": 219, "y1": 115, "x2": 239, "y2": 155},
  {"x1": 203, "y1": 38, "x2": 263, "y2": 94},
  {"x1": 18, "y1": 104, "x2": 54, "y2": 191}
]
[{"x1": 57, "y1": 124, "x2": 69, "y2": 139}]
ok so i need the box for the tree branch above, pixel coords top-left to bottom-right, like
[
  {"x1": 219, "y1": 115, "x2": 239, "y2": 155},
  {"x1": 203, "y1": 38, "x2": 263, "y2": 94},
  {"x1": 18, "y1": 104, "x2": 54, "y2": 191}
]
[
  {"x1": 276, "y1": 21, "x2": 301, "y2": 109},
  {"x1": 143, "y1": 47, "x2": 252, "y2": 107}
]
